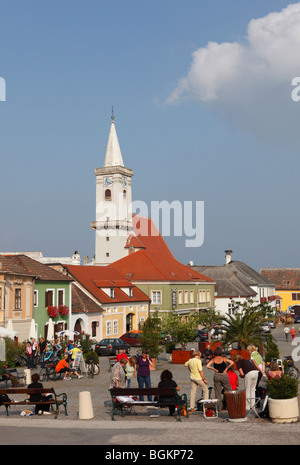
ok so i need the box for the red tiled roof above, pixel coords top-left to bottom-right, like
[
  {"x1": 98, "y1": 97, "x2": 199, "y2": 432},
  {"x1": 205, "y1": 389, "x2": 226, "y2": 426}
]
[
  {"x1": 107, "y1": 249, "x2": 214, "y2": 283},
  {"x1": 72, "y1": 284, "x2": 103, "y2": 314},
  {"x1": 125, "y1": 216, "x2": 174, "y2": 259},
  {"x1": 65, "y1": 265, "x2": 150, "y2": 304},
  {"x1": 1, "y1": 254, "x2": 72, "y2": 281},
  {"x1": 260, "y1": 268, "x2": 300, "y2": 290}
]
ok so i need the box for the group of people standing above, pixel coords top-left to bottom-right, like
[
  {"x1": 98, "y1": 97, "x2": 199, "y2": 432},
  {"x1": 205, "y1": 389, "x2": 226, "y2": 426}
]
[
  {"x1": 185, "y1": 344, "x2": 274, "y2": 412},
  {"x1": 109, "y1": 349, "x2": 153, "y2": 397},
  {"x1": 25, "y1": 337, "x2": 47, "y2": 368},
  {"x1": 110, "y1": 342, "x2": 284, "y2": 415}
]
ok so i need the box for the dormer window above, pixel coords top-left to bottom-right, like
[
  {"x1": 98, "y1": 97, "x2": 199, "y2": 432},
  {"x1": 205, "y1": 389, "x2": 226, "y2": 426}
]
[{"x1": 110, "y1": 288, "x2": 114, "y2": 299}]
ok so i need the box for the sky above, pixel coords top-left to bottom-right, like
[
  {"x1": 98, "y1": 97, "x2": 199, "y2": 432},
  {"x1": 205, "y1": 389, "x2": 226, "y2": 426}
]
[{"x1": 0, "y1": 0, "x2": 300, "y2": 271}]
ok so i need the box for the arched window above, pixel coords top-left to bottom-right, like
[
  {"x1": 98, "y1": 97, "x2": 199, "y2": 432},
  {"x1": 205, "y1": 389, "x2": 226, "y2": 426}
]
[
  {"x1": 105, "y1": 189, "x2": 112, "y2": 200},
  {"x1": 123, "y1": 190, "x2": 127, "y2": 199}
]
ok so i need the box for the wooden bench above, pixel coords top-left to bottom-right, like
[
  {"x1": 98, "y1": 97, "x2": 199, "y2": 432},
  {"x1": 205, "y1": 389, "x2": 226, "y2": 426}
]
[
  {"x1": 0, "y1": 387, "x2": 68, "y2": 419},
  {"x1": 108, "y1": 357, "x2": 117, "y2": 372},
  {"x1": 0, "y1": 369, "x2": 26, "y2": 387},
  {"x1": 109, "y1": 387, "x2": 188, "y2": 422}
]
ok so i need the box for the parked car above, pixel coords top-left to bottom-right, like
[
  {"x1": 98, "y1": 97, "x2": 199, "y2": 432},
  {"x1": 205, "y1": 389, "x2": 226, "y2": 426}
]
[
  {"x1": 266, "y1": 320, "x2": 276, "y2": 329},
  {"x1": 262, "y1": 323, "x2": 271, "y2": 333},
  {"x1": 294, "y1": 316, "x2": 300, "y2": 324},
  {"x1": 160, "y1": 331, "x2": 173, "y2": 343},
  {"x1": 119, "y1": 332, "x2": 142, "y2": 346},
  {"x1": 194, "y1": 328, "x2": 208, "y2": 342},
  {"x1": 95, "y1": 338, "x2": 130, "y2": 356}
]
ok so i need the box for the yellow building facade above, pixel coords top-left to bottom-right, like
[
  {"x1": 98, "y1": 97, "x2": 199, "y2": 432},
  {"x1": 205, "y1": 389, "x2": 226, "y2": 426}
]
[{"x1": 260, "y1": 268, "x2": 300, "y2": 314}]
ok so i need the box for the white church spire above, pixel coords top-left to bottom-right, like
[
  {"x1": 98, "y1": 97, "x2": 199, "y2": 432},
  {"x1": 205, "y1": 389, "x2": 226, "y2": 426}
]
[
  {"x1": 91, "y1": 112, "x2": 133, "y2": 265},
  {"x1": 103, "y1": 110, "x2": 124, "y2": 167}
]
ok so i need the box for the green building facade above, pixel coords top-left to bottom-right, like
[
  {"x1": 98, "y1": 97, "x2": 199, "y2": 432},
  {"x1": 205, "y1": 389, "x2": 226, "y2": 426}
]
[
  {"x1": 136, "y1": 281, "x2": 215, "y2": 319},
  {"x1": 33, "y1": 280, "x2": 72, "y2": 340}
]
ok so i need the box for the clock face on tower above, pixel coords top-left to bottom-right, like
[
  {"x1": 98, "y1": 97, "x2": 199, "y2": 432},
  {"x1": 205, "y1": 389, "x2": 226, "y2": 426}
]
[{"x1": 104, "y1": 176, "x2": 113, "y2": 186}]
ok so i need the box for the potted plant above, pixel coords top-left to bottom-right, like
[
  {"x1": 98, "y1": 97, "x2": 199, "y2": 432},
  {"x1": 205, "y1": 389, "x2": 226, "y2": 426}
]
[
  {"x1": 161, "y1": 312, "x2": 198, "y2": 364},
  {"x1": 267, "y1": 374, "x2": 299, "y2": 423},
  {"x1": 221, "y1": 300, "x2": 273, "y2": 360}
]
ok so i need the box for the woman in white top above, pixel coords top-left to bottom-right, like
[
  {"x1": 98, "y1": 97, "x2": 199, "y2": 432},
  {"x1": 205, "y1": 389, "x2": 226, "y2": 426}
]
[{"x1": 125, "y1": 356, "x2": 137, "y2": 388}]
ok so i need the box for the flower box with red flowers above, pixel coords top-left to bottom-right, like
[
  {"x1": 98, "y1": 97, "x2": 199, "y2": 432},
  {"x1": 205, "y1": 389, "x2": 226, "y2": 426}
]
[
  {"x1": 59, "y1": 305, "x2": 69, "y2": 317},
  {"x1": 47, "y1": 306, "x2": 59, "y2": 318}
]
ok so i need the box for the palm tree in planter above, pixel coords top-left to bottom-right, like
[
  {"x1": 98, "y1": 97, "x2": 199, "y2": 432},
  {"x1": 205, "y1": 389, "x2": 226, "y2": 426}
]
[
  {"x1": 221, "y1": 300, "x2": 273, "y2": 356},
  {"x1": 267, "y1": 374, "x2": 299, "y2": 423}
]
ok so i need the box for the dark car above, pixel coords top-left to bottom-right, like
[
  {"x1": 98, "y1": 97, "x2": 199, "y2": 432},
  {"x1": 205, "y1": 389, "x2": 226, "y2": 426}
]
[
  {"x1": 195, "y1": 328, "x2": 208, "y2": 342},
  {"x1": 119, "y1": 332, "x2": 142, "y2": 346},
  {"x1": 294, "y1": 316, "x2": 300, "y2": 324},
  {"x1": 95, "y1": 338, "x2": 130, "y2": 356}
]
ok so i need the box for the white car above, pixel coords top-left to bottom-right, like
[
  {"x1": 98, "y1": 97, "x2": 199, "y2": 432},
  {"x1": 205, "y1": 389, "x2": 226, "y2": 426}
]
[{"x1": 262, "y1": 323, "x2": 271, "y2": 333}]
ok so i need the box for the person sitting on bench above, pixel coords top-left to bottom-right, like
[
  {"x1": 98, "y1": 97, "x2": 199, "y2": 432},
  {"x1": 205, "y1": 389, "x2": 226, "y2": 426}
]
[
  {"x1": 1, "y1": 365, "x2": 19, "y2": 387},
  {"x1": 27, "y1": 373, "x2": 52, "y2": 415},
  {"x1": 158, "y1": 370, "x2": 180, "y2": 416}
]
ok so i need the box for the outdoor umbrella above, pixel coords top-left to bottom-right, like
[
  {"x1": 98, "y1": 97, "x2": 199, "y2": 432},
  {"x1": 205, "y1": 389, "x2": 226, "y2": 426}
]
[
  {"x1": 58, "y1": 330, "x2": 79, "y2": 340},
  {"x1": 29, "y1": 318, "x2": 37, "y2": 340},
  {"x1": 47, "y1": 318, "x2": 54, "y2": 340},
  {"x1": 0, "y1": 326, "x2": 18, "y2": 339}
]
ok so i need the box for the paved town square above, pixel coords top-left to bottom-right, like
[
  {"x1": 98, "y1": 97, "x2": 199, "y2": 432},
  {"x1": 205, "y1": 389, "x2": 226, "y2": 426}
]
[
  {"x1": 1, "y1": 1, "x2": 300, "y2": 454},
  {"x1": 0, "y1": 325, "x2": 299, "y2": 446}
]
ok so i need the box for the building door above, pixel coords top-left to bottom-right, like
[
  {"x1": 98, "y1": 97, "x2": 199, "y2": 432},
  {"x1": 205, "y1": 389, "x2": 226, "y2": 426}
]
[
  {"x1": 126, "y1": 313, "x2": 134, "y2": 332},
  {"x1": 292, "y1": 305, "x2": 300, "y2": 316}
]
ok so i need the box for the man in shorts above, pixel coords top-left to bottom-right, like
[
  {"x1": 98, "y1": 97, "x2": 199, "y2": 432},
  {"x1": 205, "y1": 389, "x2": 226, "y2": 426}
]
[{"x1": 55, "y1": 354, "x2": 83, "y2": 380}]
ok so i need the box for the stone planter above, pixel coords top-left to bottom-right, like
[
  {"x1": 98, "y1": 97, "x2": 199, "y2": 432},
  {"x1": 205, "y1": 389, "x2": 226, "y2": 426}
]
[
  {"x1": 268, "y1": 397, "x2": 299, "y2": 423},
  {"x1": 198, "y1": 341, "x2": 222, "y2": 354},
  {"x1": 172, "y1": 350, "x2": 193, "y2": 364}
]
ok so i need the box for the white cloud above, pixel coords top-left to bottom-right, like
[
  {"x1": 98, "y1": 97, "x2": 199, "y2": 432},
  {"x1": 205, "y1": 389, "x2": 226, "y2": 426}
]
[{"x1": 166, "y1": 3, "x2": 300, "y2": 145}]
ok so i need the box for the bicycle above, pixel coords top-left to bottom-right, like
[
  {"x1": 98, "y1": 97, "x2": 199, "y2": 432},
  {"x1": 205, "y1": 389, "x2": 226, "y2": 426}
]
[
  {"x1": 282, "y1": 356, "x2": 300, "y2": 379},
  {"x1": 15, "y1": 353, "x2": 27, "y2": 367},
  {"x1": 39, "y1": 360, "x2": 63, "y2": 381},
  {"x1": 86, "y1": 358, "x2": 100, "y2": 378}
]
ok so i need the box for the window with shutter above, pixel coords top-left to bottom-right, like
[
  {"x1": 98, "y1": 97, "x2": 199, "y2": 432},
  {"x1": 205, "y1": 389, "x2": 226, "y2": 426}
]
[
  {"x1": 45, "y1": 290, "x2": 54, "y2": 307},
  {"x1": 58, "y1": 290, "x2": 64, "y2": 306}
]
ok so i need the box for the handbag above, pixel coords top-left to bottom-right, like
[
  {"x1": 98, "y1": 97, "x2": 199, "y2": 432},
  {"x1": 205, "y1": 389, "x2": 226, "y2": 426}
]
[{"x1": 0, "y1": 394, "x2": 11, "y2": 405}]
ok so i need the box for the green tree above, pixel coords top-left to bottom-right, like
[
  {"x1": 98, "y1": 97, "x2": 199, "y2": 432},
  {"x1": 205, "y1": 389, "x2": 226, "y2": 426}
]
[
  {"x1": 77, "y1": 333, "x2": 94, "y2": 355},
  {"x1": 161, "y1": 312, "x2": 198, "y2": 350},
  {"x1": 141, "y1": 312, "x2": 162, "y2": 359}
]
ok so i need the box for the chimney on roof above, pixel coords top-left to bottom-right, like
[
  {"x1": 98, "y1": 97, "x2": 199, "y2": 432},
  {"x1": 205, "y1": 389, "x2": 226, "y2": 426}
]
[{"x1": 225, "y1": 250, "x2": 233, "y2": 265}]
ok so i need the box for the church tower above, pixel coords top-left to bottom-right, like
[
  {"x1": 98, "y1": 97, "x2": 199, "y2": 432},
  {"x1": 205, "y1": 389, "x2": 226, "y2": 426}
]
[{"x1": 91, "y1": 114, "x2": 133, "y2": 265}]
